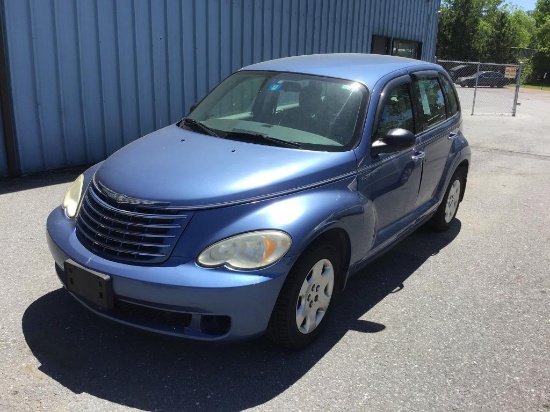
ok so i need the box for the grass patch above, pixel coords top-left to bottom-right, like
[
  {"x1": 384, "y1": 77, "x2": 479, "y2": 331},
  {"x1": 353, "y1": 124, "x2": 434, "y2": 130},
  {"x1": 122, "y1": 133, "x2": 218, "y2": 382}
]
[{"x1": 521, "y1": 84, "x2": 550, "y2": 91}]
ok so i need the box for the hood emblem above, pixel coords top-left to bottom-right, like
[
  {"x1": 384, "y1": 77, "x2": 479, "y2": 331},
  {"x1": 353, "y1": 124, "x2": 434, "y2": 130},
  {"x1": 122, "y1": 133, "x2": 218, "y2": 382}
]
[{"x1": 95, "y1": 179, "x2": 167, "y2": 206}]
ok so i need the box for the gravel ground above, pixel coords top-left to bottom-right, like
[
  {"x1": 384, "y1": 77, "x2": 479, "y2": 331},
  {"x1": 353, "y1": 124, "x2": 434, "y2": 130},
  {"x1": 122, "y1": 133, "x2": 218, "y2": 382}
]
[{"x1": 0, "y1": 88, "x2": 549, "y2": 412}]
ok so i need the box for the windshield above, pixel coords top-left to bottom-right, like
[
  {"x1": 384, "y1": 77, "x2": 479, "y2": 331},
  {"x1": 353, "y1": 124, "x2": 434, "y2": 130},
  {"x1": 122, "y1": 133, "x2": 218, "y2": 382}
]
[{"x1": 185, "y1": 71, "x2": 368, "y2": 151}]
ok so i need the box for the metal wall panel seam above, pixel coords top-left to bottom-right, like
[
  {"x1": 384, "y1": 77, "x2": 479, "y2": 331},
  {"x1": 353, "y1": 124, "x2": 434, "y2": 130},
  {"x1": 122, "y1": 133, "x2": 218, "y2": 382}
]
[
  {"x1": 191, "y1": 0, "x2": 198, "y2": 99},
  {"x1": 332, "y1": 0, "x2": 339, "y2": 52},
  {"x1": 319, "y1": 0, "x2": 327, "y2": 54},
  {"x1": 163, "y1": 0, "x2": 172, "y2": 124},
  {"x1": 150, "y1": 1, "x2": 165, "y2": 128},
  {"x1": 74, "y1": 0, "x2": 90, "y2": 162},
  {"x1": 0, "y1": 0, "x2": 19, "y2": 176},
  {"x1": 27, "y1": 0, "x2": 47, "y2": 172},
  {"x1": 114, "y1": 1, "x2": 127, "y2": 146},
  {"x1": 352, "y1": 0, "x2": 360, "y2": 52},
  {"x1": 220, "y1": 0, "x2": 232, "y2": 78},
  {"x1": 51, "y1": 1, "x2": 69, "y2": 166},
  {"x1": 274, "y1": 0, "x2": 282, "y2": 58},
  {"x1": 93, "y1": 0, "x2": 108, "y2": 160},
  {"x1": 131, "y1": 0, "x2": 143, "y2": 137}
]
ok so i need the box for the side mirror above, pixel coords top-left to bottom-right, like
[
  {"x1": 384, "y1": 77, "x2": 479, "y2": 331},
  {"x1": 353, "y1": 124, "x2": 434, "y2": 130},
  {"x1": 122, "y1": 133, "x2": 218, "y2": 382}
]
[{"x1": 371, "y1": 128, "x2": 416, "y2": 156}]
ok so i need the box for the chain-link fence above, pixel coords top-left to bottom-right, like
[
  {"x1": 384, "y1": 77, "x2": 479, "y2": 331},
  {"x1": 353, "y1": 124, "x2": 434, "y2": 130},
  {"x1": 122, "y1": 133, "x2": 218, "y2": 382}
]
[{"x1": 438, "y1": 60, "x2": 522, "y2": 116}]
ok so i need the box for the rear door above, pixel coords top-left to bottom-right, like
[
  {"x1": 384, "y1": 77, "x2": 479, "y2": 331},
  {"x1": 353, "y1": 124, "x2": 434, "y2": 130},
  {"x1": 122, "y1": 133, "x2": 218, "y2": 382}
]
[{"x1": 411, "y1": 71, "x2": 459, "y2": 209}]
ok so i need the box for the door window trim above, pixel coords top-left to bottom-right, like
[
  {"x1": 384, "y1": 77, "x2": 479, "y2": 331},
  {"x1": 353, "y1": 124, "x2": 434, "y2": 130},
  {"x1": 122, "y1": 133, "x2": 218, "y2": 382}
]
[
  {"x1": 409, "y1": 71, "x2": 449, "y2": 134},
  {"x1": 371, "y1": 75, "x2": 419, "y2": 142}
]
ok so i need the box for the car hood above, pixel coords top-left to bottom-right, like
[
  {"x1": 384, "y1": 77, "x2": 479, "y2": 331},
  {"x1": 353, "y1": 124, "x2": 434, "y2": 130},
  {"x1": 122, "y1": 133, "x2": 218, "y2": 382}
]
[{"x1": 94, "y1": 125, "x2": 357, "y2": 208}]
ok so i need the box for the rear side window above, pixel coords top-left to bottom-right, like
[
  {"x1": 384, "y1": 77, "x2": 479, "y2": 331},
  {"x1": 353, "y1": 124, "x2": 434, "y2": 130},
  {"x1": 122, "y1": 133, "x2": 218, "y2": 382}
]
[
  {"x1": 439, "y1": 75, "x2": 459, "y2": 117},
  {"x1": 413, "y1": 78, "x2": 447, "y2": 130}
]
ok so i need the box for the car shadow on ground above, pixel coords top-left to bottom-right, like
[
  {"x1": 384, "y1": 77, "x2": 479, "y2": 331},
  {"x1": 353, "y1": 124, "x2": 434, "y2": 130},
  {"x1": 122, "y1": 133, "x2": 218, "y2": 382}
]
[
  {"x1": 0, "y1": 166, "x2": 89, "y2": 195},
  {"x1": 22, "y1": 221, "x2": 461, "y2": 411}
]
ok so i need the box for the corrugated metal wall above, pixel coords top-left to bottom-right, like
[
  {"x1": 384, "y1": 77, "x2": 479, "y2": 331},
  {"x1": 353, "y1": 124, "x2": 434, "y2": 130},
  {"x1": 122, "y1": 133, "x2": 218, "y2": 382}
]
[
  {"x1": 0, "y1": 0, "x2": 440, "y2": 176},
  {"x1": 0, "y1": 104, "x2": 7, "y2": 177}
]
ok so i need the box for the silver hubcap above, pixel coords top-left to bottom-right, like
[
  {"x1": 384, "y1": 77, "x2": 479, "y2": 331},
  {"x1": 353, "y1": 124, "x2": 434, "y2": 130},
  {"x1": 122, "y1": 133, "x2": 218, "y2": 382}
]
[
  {"x1": 295, "y1": 259, "x2": 334, "y2": 334},
  {"x1": 444, "y1": 179, "x2": 461, "y2": 223}
]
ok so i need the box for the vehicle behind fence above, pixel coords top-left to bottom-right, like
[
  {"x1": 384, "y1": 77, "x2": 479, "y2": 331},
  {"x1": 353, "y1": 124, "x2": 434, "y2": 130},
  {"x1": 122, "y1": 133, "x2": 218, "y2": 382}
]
[{"x1": 438, "y1": 60, "x2": 522, "y2": 116}]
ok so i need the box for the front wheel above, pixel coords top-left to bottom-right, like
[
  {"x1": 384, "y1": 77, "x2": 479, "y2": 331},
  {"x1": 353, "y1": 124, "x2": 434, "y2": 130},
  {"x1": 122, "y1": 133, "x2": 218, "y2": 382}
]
[
  {"x1": 266, "y1": 242, "x2": 341, "y2": 349},
  {"x1": 428, "y1": 167, "x2": 467, "y2": 232}
]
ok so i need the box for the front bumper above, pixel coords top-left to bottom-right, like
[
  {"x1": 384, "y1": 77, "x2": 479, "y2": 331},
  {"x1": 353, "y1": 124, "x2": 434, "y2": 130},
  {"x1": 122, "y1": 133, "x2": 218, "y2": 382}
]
[{"x1": 47, "y1": 207, "x2": 290, "y2": 341}]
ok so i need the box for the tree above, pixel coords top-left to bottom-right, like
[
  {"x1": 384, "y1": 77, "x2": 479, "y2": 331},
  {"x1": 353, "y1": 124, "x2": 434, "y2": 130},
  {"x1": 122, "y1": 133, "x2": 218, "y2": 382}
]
[
  {"x1": 436, "y1": 0, "x2": 537, "y2": 64},
  {"x1": 530, "y1": 15, "x2": 550, "y2": 80},
  {"x1": 510, "y1": 8, "x2": 536, "y2": 48},
  {"x1": 529, "y1": 1, "x2": 550, "y2": 82},
  {"x1": 533, "y1": 0, "x2": 550, "y2": 26},
  {"x1": 437, "y1": 0, "x2": 485, "y2": 60},
  {"x1": 485, "y1": 11, "x2": 518, "y2": 63}
]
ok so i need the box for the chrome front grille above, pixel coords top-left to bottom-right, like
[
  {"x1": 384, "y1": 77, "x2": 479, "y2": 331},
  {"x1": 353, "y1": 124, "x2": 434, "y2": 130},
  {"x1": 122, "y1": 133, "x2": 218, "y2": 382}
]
[{"x1": 76, "y1": 180, "x2": 191, "y2": 264}]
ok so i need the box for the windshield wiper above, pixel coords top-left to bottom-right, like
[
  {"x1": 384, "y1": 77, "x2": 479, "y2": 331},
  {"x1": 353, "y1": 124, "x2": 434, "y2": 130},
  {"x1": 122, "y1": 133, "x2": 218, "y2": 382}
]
[
  {"x1": 224, "y1": 130, "x2": 301, "y2": 148},
  {"x1": 179, "y1": 118, "x2": 219, "y2": 137}
]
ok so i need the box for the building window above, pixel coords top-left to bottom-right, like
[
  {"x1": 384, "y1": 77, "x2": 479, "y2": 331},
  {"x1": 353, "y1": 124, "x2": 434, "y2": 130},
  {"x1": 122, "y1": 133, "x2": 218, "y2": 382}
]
[
  {"x1": 371, "y1": 35, "x2": 390, "y2": 55},
  {"x1": 392, "y1": 39, "x2": 422, "y2": 59}
]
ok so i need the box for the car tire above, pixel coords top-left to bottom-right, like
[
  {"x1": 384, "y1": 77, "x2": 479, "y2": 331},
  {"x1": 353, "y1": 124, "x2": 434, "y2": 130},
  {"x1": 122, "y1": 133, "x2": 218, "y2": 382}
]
[
  {"x1": 266, "y1": 241, "x2": 342, "y2": 349},
  {"x1": 428, "y1": 167, "x2": 467, "y2": 232},
  {"x1": 460, "y1": 84, "x2": 465, "y2": 88}
]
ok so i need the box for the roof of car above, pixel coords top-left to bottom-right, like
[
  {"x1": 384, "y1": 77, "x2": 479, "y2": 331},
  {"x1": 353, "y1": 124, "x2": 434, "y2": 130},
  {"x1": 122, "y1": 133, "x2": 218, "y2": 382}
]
[{"x1": 242, "y1": 53, "x2": 439, "y2": 89}]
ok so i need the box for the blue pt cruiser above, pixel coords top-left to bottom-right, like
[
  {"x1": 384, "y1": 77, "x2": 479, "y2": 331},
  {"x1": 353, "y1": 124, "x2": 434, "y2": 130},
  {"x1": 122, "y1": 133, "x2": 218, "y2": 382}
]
[{"x1": 47, "y1": 54, "x2": 470, "y2": 349}]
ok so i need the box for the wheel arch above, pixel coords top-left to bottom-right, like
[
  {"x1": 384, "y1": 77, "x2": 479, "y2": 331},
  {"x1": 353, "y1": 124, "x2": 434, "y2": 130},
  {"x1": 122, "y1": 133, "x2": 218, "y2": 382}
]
[{"x1": 298, "y1": 227, "x2": 352, "y2": 293}]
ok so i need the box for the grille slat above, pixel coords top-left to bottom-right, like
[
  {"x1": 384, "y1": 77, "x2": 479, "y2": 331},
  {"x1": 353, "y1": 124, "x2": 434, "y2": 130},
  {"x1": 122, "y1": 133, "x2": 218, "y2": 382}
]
[
  {"x1": 83, "y1": 196, "x2": 181, "y2": 228},
  {"x1": 76, "y1": 226, "x2": 166, "y2": 258},
  {"x1": 76, "y1": 180, "x2": 190, "y2": 264},
  {"x1": 78, "y1": 216, "x2": 172, "y2": 249},
  {"x1": 80, "y1": 212, "x2": 176, "y2": 239}
]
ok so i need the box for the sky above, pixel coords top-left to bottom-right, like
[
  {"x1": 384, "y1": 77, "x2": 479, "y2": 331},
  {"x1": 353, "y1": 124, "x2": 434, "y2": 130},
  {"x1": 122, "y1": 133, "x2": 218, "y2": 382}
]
[{"x1": 508, "y1": 0, "x2": 537, "y2": 11}]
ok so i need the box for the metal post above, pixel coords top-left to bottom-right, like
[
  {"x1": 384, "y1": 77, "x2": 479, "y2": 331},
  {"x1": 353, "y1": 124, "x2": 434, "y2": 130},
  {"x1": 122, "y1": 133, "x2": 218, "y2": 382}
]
[
  {"x1": 512, "y1": 63, "x2": 522, "y2": 117},
  {"x1": 471, "y1": 62, "x2": 480, "y2": 116}
]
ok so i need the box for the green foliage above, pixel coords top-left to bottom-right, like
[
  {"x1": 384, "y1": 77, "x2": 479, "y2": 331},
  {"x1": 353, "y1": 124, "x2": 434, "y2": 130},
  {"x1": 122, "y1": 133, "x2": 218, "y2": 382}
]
[
  {"x1": 436, "y1": 0, "x2": 538, "y2": 64},
  {"x1": 437, "y1": 0, "x2": 485, "y2": 61},
  {"x1": 437, "y1": 0, "x2": 550, "y2": 85},
  {"x1": 510, "y1": 8, "x2": 536, "y2": 48},
  {"x1": 533, "y1": 0, "x2": 550, "y2": 26},
  {"x1": 529, "y1": 14, "x2": 550, "y2": 81},
  {"x1": 527, "y1": 1, "x2": 550, "y2": 82}
]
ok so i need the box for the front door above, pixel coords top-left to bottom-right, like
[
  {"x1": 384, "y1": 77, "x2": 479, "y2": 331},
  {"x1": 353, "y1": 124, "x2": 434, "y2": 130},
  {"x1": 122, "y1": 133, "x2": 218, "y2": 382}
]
[{"x1": 358, "y1": 76, "x2": 423, "y2": 248}]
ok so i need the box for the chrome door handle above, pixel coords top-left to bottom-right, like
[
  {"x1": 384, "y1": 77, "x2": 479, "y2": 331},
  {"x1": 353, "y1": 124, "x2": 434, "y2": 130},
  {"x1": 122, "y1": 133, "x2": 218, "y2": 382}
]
[
  {"x1": 412, "y1": 151, "x2": 425, "y2": 161},
  {"x1": 448, "y1": 132, "x2": 458, "y2": 140}
]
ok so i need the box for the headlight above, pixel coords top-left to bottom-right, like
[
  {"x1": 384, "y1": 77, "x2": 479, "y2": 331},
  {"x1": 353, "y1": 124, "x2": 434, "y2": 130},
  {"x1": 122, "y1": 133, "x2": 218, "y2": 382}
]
[
  {"x1": 197, "y1": 230, "x2": 292, "y2": 270},
  {"x1": 62, "y1": 174, "x2": 84, "y2": 218}
]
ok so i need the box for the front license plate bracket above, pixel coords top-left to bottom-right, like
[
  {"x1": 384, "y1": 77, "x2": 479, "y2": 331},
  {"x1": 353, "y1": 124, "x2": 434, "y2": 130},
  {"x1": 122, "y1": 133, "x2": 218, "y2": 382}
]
[{"x1": 64, "y1": 259, "x2": 114, "y2": 310}]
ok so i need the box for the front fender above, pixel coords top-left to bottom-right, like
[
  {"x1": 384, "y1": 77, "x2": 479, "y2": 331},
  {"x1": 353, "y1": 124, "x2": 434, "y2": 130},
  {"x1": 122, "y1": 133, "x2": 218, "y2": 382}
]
[{"x1": 172, "y1": 176, "x2": 366, "y2": 266}]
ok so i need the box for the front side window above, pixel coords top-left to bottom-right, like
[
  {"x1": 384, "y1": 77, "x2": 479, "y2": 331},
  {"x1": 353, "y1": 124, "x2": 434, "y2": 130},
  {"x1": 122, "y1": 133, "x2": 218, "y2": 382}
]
[
  {"x1": 413, "y1": 78, "x2": 447, "y2": 131},
  {"x1": 374, "y1": 83, "x2": 414, "y2": 140},
  {"x1": 186, "y1": 71, "x2": 368, "y2": 151}
]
